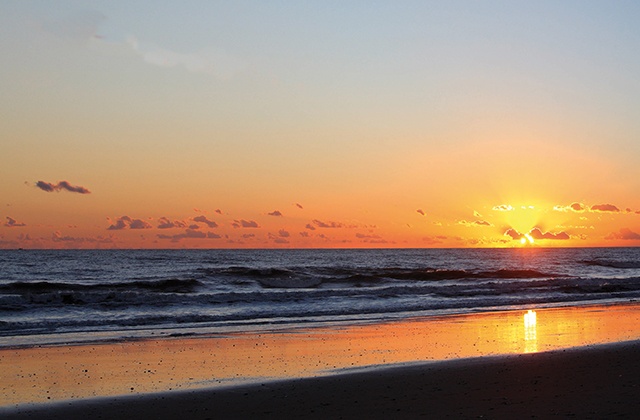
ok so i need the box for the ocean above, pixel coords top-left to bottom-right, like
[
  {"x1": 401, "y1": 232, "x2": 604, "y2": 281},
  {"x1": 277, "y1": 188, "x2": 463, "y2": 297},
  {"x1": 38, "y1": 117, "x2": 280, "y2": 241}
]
[{"x1": 1, "y1": 248, "x2": 639, "y2": 347}]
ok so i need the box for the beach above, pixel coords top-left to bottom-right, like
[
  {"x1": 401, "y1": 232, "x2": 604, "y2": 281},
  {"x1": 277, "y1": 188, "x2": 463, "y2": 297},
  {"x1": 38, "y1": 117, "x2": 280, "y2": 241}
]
[{"x1": 2, "y1": 303, "x2": 640, "y2": 418}]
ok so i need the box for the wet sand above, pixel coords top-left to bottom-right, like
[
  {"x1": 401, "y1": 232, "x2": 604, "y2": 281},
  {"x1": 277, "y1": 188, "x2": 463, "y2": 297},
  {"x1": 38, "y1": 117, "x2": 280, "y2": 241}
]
[
  {"x1": 2, "y1": 303, "x2": 640, "y2": 418},
  {"x1": 4, "y1": 340, "x2": 640, "y2": 419}
]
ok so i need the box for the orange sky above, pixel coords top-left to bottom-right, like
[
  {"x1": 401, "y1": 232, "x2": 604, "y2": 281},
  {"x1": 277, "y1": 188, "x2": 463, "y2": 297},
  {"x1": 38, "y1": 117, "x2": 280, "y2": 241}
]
[{"x1": 1, "y1": 1, "x2": 639, "y2": 249}]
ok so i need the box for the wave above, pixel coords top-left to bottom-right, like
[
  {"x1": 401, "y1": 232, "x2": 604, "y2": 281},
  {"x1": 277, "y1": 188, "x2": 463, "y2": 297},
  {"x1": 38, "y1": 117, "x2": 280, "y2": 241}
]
[
  {"x1": 0, "y1": 278, "x2": 202, "y2": 294},
  {"x1": 200, "y1": 266, "x2": 557, "y2": 289},
  {"x1": 582, "y1": 259, "x2": 640, "y2": 269}
]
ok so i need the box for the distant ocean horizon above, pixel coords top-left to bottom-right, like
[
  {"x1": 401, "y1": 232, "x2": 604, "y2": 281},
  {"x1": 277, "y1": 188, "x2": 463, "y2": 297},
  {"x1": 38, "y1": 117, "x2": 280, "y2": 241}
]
[{"x1": 1, "y1": 247, "x2": 639, "y2": 348}]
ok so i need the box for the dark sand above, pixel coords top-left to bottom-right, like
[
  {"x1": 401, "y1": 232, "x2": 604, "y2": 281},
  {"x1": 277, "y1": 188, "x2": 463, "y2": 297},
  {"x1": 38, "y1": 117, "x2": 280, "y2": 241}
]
[{"x1": 4, "y1": 340, "x2": 639, "y2": 419}]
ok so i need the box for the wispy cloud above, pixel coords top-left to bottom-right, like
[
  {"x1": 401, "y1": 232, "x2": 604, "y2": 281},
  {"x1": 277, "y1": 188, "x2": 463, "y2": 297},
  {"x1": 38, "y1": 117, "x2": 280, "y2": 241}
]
[
  {"x1": 36, "y1": 180, "x2": 90, "y2": 194},
  {"x1": 231, "y1": 219, "x2": 260, "y2": 229},
  {"x1": 492, "y1": 204, "x2": 514, "y2": 211},
  {"x1": 158, "y1": 229, "x2": 221, "y2": 242},
  {"x1": 157, "y1": 217, "x2": 187, "y2": 229},
  {"x1": 457, "y1": 219, "x2": 493, "y2": 227},
  {"x1": 605, "y1": 228, "x2": 640, "y2": 240},
  {"x1": 4, "y1": 217, "x2": 26, "y2": 227}
]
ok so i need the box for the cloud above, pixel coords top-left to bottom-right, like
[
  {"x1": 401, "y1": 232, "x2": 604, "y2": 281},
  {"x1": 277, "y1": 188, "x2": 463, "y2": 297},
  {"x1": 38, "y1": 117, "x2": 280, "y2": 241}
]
[
  {"x1": 458, "y1": 219, "x2": 493, "y2": 227},
  {"x1": 242, "y1": 233, "x2": 256, "y2": 239},
  {"x1": 4, "y1": 217, "x2": 26, "y2": 227},
  {"x1": 590, "y1": 203, "x2": 620, "y2": 213},
  {"x1": 231, "y1": 219, "x2": 260, "y2": 228},
  {"x1": 312, "y1": 219, "x2": 351, "y2": 228},
  {"x1": 356, "y1": 233, "x2": 382, "y2": 240},
  {"x1": 278, "y1": 229, "x2": 290, "y2": 238},
  {"x1": 416, "y1": 209, "x2": 425, "y2": 216},
  {"x1": 158, "y1": 229, "x2": 221, "y2": 242},
  {"x1": 505, "y1": 227, "x2": 569, "y2": 240},
  {"x1": 305, "y1": 224, "x2": 316, "y2": 230},
  {"x1": 473, "y1": 211, "x2": 483, "y2": 218},
  {"x1": 528, "y1": 227, "x2": 570, "y2": 240},
  {"x1": 215, "y1": 209, "x2": 223, "y2": 215},
  {"x1": 107, "y1": 216, "x2": 151, "y2": 230},
  {"x1": 52, "y1": 231, "x2": 113, "y2": 244},
  {"x1": 295, "y1": 203, "x2": 304, "y2": 209},
  {"x1": 492, "y1": 204, "x2": 514, "y2": 211},
  {"x1": 605, "y1": 228, "x2": 640, "y2": 240},
  {"x1": 553, "y1": 202, "x2": 586, "y2": 212},
  {"x1": 193, "y1": 215, "x2": 218, "y2": 228},
  {"x1": 36, "y1": 180, "x2": 90, "y2": 194},
  {"x1": 299, "y1": 231, "x2": 310, "y2": 237},
  {"x1": 268, "y1": 210, "x2": 283, "y2": 217},
  {"x1": 157, "y1": 217, "x2": 187, "y2": 229},
  {"x1": 504, "y1": 229, "x2": 523, "y2": 240}
]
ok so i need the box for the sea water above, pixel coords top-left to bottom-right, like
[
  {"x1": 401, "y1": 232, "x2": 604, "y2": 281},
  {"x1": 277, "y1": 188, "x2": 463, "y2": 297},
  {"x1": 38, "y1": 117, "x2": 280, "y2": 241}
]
[{"x1": 1, "y1": 248, "x2": 639, "y2": 347}]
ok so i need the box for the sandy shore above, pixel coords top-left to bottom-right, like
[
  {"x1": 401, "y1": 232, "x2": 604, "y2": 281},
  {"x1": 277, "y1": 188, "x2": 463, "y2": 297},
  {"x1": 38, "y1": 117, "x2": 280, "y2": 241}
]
[
  {"x1": 3, "y1": 340, "x2": 640, "y2": 419},
  {"x1": 2, "y1": 303, "x2": 640, "y2": 418}
]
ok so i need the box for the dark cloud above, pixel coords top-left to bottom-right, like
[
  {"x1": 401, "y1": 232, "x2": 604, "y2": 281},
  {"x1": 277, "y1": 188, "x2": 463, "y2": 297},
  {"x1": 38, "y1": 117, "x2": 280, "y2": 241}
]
[
  {"x1": 529, "y1": 227, "x2": 570, "y2": 240},
  {"x1": 4, "y1": 217, "x2": 26, "y2": 227},
  {"x1": 157, "y1": 217, "x2": 187, "y2": 229},
  {"x1": 505, "y1": 227, "x2": 569, "y2": 240},
  {"x1": 242, "y1": 233, "x2": 256, "y2": 239},
  {"x1": 554, "y1": 202, "x2": 586, "y2": 212},
  {"x1": 295, "y1": 203, "x2": 304, "y2": 209},
  {"x1": 305, "y1": 224, "x2": 316, "y2": 230},
  {"x1": 299, "y1": 231, "x2": 310, "y2": 237},
  {"x1": 416, "y1": 209, "x2": 425, "y2": 216},
  {"x1": 591, "y1": 203, "x2": 620, "y2": 213},
  {"x1": 313, "y1": 219, "x2": 343, "y2": 228},
  {"x1": 605, "y1": 228, "x2": 640, "y2": 240},
  {"x1": 215, "y1": 209, "x2": 223, "y2": 215},
  {"x1": 278, "y1": 229, "x2": 290, "y2": 238},
  {"x1": 36, "y1": 180, "x2": 90, "y2": 194},
  {"x1": 107, "y1": 216, "x2": 151, "y2": 230},
  {"x1": 268, "y1": 210, "x2": 283, "y2": 217},
  {"x1": 193, "y1": 215, "x2": 218, "y2": 228},
  {"x1": 232, "y1": 219, "x2": 260, "y2": 228},
  {"x1": 158, "y1": 229, "x2": 221, "y2": 242}
]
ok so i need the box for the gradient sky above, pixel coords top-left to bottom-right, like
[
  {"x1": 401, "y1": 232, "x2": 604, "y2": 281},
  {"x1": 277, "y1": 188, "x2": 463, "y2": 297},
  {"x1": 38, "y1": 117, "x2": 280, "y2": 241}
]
[{"x1": 2, "y1": 0, "x2": 640, "y2": 249}]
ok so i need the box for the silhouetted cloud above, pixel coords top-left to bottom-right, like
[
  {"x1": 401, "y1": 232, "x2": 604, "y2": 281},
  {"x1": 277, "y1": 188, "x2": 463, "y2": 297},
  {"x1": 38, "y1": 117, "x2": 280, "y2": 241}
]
[
  {"x1": 305, "y1": 224, "x2": 316, "y2": 230},
  {"x1": 215, "y1": 209, "x2": 223, "y2": 215},
  {"x1": 107, "y1": 216, "x2": 151, "y2": 230},
  {"x1": 605, "y1": 228, "x2": 640, "y2": 240},
  {"x1": 356, "y1": 233, "x2": 382, "y2": 240},
  {"x1": 295, "y1": 203, "x2": 304, "y2": 209},
  {"x1": 529, "y1": 227, "x2": 570, "y2": 240},
  {"x1": 36, "y1": 180, "x2": 90, "y2": 194},
  {"x1": 193, "y1": 215, "x2": 218, "y2": 228},
  {"x1": 416, "y1": 209, "x2": 425, "y2": 216},
  {"x1": 268, "y1": 210, "x2": 283, "y2": 217},
  {"x1": 231, "y1": 219, "x2": 260, "y2": 228},
  {"x1": 278, "y1": 229, "x2": 290, "y2": 237},
  {"x1": 590, "y1": 203, "x2": 620, "y2": 213},
  {"x1": 4, "y1": 217, "x2": 26, "y2": 227},
  {"x1": 504, "y1": 229, "x2": 523, "y2": 240},
  {"x1": 312, "y1": 219, "x2": 352, "y2": 228},
  {"x1": 554, "y1": 202, "x2": 586, "y2": 212},
  {"x1": 505, "y1": 227, "x2": 569, "y2": 240},
  {"x1": 157, "y1": 217, "x2": 187, "y2": 229},
  {"x1": 492, "y1": 204, "x2": 514, "y2": 211}
]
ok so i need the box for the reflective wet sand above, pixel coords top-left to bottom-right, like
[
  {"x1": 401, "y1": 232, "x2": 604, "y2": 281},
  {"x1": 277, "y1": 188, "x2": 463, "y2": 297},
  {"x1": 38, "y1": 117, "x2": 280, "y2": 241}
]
[{"x1": 2, "y1": 302, "x2": 639, "y2": 406}]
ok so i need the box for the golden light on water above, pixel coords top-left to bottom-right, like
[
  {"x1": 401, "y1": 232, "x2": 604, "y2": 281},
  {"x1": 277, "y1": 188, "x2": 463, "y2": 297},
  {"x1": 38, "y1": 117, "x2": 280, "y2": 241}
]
[{"x1": 524, "y1": 309, "x2": 538, "y2": 353}]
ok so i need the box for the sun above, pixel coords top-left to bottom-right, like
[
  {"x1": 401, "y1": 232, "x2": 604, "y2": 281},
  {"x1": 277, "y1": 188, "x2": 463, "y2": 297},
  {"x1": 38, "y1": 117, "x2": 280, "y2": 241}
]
[{"x1": 520, "y1": 233, "x2": 534, "y2": 245}]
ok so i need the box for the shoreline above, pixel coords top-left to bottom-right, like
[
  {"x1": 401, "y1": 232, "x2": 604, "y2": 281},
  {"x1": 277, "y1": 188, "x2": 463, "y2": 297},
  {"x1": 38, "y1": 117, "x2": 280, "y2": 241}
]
[
  {"x1": 2, "y1": 302, "x2": 640, "y2": 410},
  {"x1": 4, "y1": 340, "x2": 640, "y2": 419}
]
